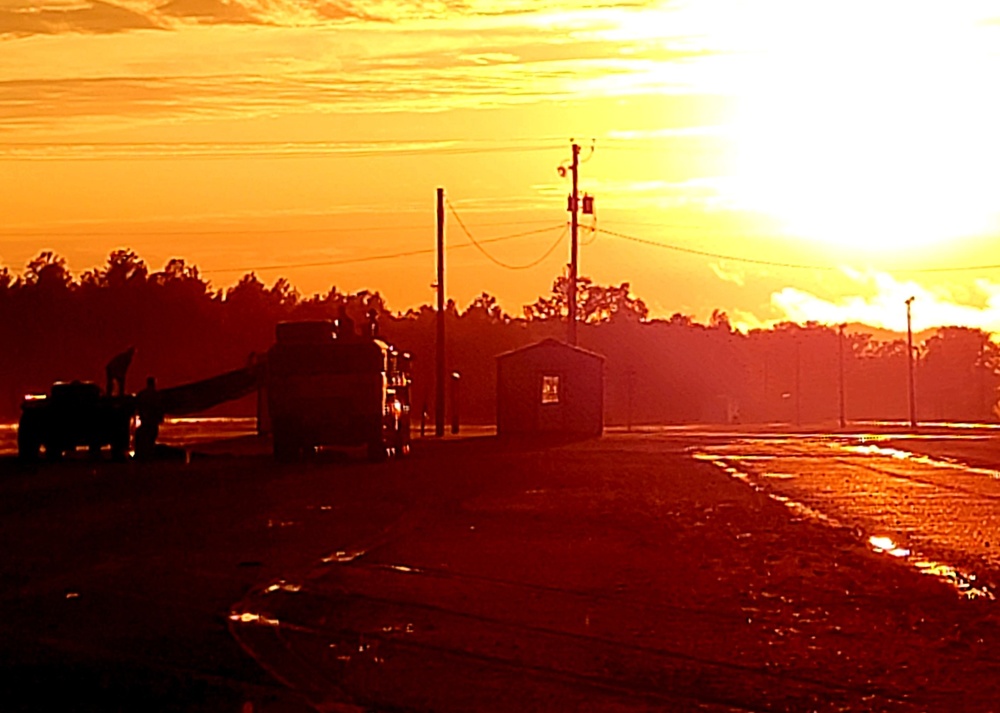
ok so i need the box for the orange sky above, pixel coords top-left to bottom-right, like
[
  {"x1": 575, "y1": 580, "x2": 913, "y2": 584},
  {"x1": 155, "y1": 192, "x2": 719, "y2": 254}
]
[{"x1": 3, "y1": 0, "x2": 1000, "y2": 332}]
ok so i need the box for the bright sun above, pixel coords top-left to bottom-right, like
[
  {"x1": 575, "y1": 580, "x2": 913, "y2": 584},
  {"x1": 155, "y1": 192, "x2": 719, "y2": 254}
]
[{"x1": 722, "y1": 1, "x2": 1000, "y2": 251}]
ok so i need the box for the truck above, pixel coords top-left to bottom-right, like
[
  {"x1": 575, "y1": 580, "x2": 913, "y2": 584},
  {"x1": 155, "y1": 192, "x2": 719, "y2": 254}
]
[
  {"x1": 18, "y1": 381, "x2": 134, "y2": 461},
  {"x1": 266, "y1": 320, "x2": 411, "y2": 462}
]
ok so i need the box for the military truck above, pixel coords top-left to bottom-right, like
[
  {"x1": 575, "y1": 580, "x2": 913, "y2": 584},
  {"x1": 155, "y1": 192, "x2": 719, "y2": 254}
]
[
  {"x1": 266, "y1": 320, "x2": 411, "y2": 462},
  {"x1": 18, "y1": 381, "x2": 134, "y2": 461}
]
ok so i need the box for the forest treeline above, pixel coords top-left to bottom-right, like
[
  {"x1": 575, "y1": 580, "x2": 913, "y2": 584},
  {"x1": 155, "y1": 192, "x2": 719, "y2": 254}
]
[{"x1": 1, "y1": 249, "x2": 998, "y2": 425}]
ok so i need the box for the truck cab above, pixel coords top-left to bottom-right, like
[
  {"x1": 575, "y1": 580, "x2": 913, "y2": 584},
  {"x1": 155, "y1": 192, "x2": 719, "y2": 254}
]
[{"x1": 18, "y1": 380, "x2": 134, "y2": 461}]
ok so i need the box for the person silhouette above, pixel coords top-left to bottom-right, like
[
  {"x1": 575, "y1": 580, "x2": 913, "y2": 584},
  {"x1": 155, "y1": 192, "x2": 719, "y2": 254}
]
[
  {"x1": 135, "y1": 376, "x2": 163, "y2": 459},
  {"x1": 105, "y1": 346, "x2": 135, "y2": 397}
]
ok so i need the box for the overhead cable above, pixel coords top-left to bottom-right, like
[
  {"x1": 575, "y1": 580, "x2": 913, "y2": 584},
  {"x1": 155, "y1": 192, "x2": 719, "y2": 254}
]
[
  {"x1": 206, "y1": 222, "x2": 564, "y2": 275},
  {"x1": 447, "y1": 199, "x2": 567, "y2": 270}
]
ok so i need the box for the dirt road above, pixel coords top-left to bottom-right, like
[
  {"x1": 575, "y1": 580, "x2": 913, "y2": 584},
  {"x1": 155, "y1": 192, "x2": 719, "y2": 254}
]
[{"x1": 2, "y1": 431, "x2": 1000, "y2": 711}]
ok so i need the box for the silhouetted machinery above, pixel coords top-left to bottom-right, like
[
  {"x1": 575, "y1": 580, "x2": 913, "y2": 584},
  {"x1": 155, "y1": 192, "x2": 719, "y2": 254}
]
[
  {"x1": 266, "y1": 320, "x2": 412, "y2": 462},
  {"x1": 16, "y1": 320, "x2": 411, "y2": 463},
  {"x1": 18, "y1": 381, "x2": 134, "y2": 461},
  {"x1": 17, "y1": 366, "x2": 259, "y2": 462}
]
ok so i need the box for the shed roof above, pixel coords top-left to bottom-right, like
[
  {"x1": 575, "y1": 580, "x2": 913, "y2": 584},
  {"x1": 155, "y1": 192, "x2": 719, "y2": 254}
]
[{"x1": 495, "y1": 337, "x2": 605, "y2": 362}]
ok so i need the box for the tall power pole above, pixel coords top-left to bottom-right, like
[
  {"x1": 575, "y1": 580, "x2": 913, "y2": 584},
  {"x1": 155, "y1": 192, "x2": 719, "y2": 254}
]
[
  {"x1": 567, "y1": 142, "x2": 581, "y2": 346},
  {"x1": 906, "y1": 296, "x2": 916, "y2": 428},
  {"x1": 435, "y1": 187, "x2": 446, "y2": 437},
  {"x1": 838, "y1": 323, "x2": 846, "y2": 429}
]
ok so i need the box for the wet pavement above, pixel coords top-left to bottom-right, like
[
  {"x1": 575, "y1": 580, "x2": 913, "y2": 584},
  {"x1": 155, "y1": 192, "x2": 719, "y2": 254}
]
[
  {"x1": 693, "y1": 431, "x2": 1000, "y2": 600},
  {"x1": 227, "y1": 427, "x2": 1000, "y2": 712},
  {"x1": 6, "y1": 423, "x2": 1000, "y2": 711}
]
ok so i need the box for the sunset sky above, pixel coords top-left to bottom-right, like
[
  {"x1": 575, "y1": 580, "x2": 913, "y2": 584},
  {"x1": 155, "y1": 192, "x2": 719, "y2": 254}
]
[{"x1": 4, "y1": 0, "x2": 1000, "y2": 332}]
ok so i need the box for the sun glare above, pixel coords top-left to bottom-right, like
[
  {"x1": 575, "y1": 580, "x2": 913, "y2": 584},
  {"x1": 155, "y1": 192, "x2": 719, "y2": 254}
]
[{"x1": 721, "y1": 1, "x2": 1000, "y2": 251}]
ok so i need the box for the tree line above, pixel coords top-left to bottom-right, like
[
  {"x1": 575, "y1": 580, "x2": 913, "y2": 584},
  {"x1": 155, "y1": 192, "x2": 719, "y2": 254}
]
[{"x1": 2, "y1": 250, "x2": 997, "y2": 425}]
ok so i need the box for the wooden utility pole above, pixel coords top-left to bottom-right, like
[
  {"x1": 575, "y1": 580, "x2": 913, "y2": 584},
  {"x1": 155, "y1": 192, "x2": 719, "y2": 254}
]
[
  {"x1": 567, "y1": 142, "x2": 581, "y2": 345},
  {"x1": 906, "y1": 296, "x2": 916, "y2": 428},
  {"x1": 838, "y1": 323, "x2": 846, "y2": 429},
  {"x1": 795, "y1": 338, "x2": 801, "y2": 427},
  {"x1": 435, "y1": 187, "x2": 446, "y2": 437}
]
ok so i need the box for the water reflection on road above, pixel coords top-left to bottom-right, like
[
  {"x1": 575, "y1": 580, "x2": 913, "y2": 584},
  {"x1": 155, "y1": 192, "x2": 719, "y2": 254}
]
[{"x1": 694, "y1": 433, "x2": 1000, "y2": 599}]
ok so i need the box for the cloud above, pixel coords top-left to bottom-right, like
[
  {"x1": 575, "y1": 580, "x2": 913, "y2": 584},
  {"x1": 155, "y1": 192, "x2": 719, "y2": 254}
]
[
  {"x1": 157, "y1": 0, "x2": 259, "y2": 24},
  {"x1": 0, "y1": 0, "x2": 667, "y2": 35},
  {"x1": 0, "y1": 1, "x2": 160, "y2": 36},
  {"x1": 709, "y1": 262, "x2": 743, "y2": 287},
  {"x1": 770, "y1": 270, "x2": 1000, "y2": 333}
]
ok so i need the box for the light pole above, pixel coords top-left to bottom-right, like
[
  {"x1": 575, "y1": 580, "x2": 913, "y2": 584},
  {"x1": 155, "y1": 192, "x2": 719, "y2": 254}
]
[
  {"x1": 905, "y1": 297, "x2": 916, "y2": 428},
  {"x1": 838, "y1": 323, "x2": 846, "y2": 429}
]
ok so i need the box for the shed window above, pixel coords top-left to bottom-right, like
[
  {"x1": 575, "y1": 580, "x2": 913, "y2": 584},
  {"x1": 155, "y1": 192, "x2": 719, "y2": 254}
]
[{"x1": 541, "y1": 375, "x2": 561, "y2": 404}]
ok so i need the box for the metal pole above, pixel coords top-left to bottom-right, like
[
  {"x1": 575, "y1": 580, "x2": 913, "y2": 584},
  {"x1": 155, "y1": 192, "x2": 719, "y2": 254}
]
[
  {"x1": 838, "y1": 323, "x2": 846, "y2": 429},
  {"x1": 435, "y1": 188, "x2": 446, "y2": 437},
  {"x1": 568, "y1": 143, "x2": 580, "y2": 346},
  {"x1": 906, "y1": 296, "x2": 916, "y2": 428},
  {"x1": 450, "y1": 371, "x2": 460, "y2": 435},
  {"x1": 627, "y1": 369, "x2": 634, "y2": 432},
  {"x1": 795, "y1": 338, "x2": 801, "y2": 427}
]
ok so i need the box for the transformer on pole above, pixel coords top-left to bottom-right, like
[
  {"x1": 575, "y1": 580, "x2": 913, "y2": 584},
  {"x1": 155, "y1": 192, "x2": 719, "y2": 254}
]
[{"x1": 567, "y1": 143, "x2": 580, "y2": 346}]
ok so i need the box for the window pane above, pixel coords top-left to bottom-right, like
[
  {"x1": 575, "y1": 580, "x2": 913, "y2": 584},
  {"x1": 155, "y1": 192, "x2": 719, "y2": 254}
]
[{"x1": 541, "y1": 375, "x2": 560, "y2": 404}]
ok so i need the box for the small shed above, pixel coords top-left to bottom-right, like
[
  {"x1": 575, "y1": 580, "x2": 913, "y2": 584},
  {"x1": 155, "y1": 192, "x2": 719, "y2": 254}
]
[{"x1": 496, "y1": 338, "x2": 604, "y2": 437}]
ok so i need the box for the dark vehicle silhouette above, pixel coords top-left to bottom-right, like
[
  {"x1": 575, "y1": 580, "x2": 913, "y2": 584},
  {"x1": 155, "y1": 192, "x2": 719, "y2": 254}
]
[
  {"x1": 266, "y1": 320, "x2": 411, "y2": 462},
  {"x1": 18, "y1": 381, "x2": 134, "y2": 461}
]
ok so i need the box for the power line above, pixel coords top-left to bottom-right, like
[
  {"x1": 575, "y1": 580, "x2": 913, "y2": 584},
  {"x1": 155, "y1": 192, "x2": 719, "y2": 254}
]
[
  {"x1": 597, "y1": 227, "x2": 838, "y2": 270},
  {"x1": 204, "y1": 222, "x2": 565, "y2": 275},
  {"x1": 0, "y1": 217, "x2": 557, "y2": 240},
  {"x1": 446, "y1": 199, "x2": 566, "y2": 270},
  {"x1": 598, "y1": 226, "x2": 1000, "y2": 273},
  {"x1": 1, "y1": 140, "x2": 560, "y2": 162}
]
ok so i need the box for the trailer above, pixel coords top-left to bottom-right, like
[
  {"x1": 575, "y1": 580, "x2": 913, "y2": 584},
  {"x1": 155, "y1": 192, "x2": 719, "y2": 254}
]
[{"x1": 266, "y1": 320, "x2": 411, "y2": 462}]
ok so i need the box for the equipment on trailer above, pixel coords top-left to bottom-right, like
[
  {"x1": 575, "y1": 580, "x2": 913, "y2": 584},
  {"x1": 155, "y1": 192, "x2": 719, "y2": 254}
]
[
  {"x1": 18, "y1": 381, "x2": 134, "y2": 461},
  {"x1": 266, "y1": 320, "x2": 411, "y2": 462}
]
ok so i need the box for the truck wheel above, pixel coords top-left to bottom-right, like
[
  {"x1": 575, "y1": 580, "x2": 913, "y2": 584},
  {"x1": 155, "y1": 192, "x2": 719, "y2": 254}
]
[
  {"x1": 44, "y1": 442, "x2": 63, "y2": 461},
  {"x1": 393, "y1": 418, "x2": 410, "y2": 458},
  {"x1": 111, "y1": 427, "x2": 130, "y2": 461},
  {"x1": 367, "y1": 439, "x2": 389, "y2": 463},
  {"x1": 17, "y1": 421, "x2": 40, "y2": 462},
  {"x1": 273, "y1": 432, "x2": 299, "y2": 462}
]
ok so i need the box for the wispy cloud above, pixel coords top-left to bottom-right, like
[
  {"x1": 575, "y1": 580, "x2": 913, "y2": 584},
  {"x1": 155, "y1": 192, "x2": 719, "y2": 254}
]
[
  {"x1": 0, "y1": 1, "x2": 160, "y2": 36},
  {"x1": 771, "y1": 270, "x2": 1000, "y2": 332},
  {"x1": 0, "y1": 0, "x2": 668, "y2": 36},
  {"x1": 157, "y1": 0, "x2": 260, "y2": 25}
]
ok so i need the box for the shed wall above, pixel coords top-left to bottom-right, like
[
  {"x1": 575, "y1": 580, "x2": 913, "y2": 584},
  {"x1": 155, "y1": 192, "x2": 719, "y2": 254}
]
[{"x1": 496, "y1": 343, "x2": 603, "y2": 437}]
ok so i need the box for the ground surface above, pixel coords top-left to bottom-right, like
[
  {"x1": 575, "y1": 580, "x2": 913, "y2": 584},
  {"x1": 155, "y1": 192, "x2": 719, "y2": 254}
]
[{"x1": 2, "y1": 426, "x2": 1000, "y2": 711}]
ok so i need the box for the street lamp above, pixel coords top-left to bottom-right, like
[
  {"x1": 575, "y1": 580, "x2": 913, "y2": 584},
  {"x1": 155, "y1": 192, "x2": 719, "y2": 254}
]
[
  {"x1": 905, "y1": 297, "x2": 917, "y2": 428},
  {"x1": 838, "y1": 323, "x2": 847, "y2": 429}
]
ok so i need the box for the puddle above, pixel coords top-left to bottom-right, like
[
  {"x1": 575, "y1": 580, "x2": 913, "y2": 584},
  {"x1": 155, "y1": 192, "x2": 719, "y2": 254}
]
[
  {"x1": 322, "y1": 550, "x2": 366, "y2": 564},
  {"x1": 868, "y1": 535, "x2": 911, "y2": 558},
  {"x1": 264, "y1": 580, "x2": 303, "y2": 594},
  {"x1": 379, "y1": 564, "x2": 422, "y2": 574},
  {"x1": 868, "y1": 535, "x2": 994, "y2": 599},
  {"x1": 229, "y1": 611, "x2": 281, "y2": 627},
  {"x1": 912, "y1": 560, "x2": 994, "y2": 600}
]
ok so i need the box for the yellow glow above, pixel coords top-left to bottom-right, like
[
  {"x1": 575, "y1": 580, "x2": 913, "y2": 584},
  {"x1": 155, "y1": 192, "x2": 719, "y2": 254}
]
[{"x1": 722, "y1": 1, "x2": 1000, "y2": 250}]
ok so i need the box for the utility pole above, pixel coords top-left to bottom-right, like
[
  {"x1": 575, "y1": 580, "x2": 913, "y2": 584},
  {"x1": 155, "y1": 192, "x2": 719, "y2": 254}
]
[
  {"x1": 795, "y1": 338, "x2": 801, "y2": 427},
  {"x1": 567, "y1": 142, "x2": 581, "y2": 345},
  {"x1": 838, "y1": 323, "x2": 846, "y2": 429},
  {"x1": 435, "y1": 187, "x2": 446, "y2": 437},
  {"x1": 906, "y1": 296, "x2": 917, "y2": 428}
]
